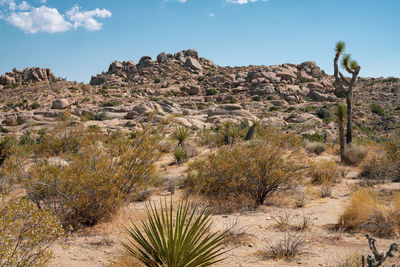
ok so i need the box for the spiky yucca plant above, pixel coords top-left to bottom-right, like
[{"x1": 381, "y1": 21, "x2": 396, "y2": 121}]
[
  {"x1": 123, "y1": 200, "x2": 228, "y2": 267},
  {"x1": 172, "y1": 126, "x2": 191, "y2": 147}
]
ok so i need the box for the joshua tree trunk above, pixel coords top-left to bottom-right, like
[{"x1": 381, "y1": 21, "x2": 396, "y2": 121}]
[
  {"x1": 336, "y1": 103, "x2": 347, "y2": 163},
  {"x1": 346, "y1": 93, "x2": 352, "y2": 144},
  {"x1": 339, "y1": 118, "x2": 345, "y2": 162}
]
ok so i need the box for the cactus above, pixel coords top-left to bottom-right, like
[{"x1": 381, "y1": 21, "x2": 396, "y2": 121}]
[
  {"x1": 336, "y1": 103, "x2": 347, "y2": 162},
  {"x1": 334, "y1": 41, "x2": 361, "y2": 144}
]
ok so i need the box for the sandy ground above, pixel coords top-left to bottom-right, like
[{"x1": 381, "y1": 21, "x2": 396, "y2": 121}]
[{"x1": 49, "y1": 152, "x2": 400, "y2": 267}]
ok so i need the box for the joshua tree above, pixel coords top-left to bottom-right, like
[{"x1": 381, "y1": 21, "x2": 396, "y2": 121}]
[
  {"x1": 336, "y1": 103, "x2": 347, "y2": 162},
  {"x1": 334, "y1": 41, "x2": 361, "y2": 144}
]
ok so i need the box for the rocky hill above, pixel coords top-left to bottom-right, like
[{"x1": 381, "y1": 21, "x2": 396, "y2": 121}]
[{"x1": 0, "y1": 49, "x2": 399, "y2": 140}]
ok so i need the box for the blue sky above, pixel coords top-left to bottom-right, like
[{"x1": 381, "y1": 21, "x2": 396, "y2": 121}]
[{"x1": 0, "y1": 0, "x2": 399, "y2": 82}]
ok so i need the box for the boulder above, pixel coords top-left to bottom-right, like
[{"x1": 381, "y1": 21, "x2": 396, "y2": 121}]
[
  {"x1": 184, "y1": 49, "x2": 199, "y2": 59},
  {"x1": 51, "y1": 99, "x2": 69, "y2": 109},
  {"x1": 4, "y1": 115, "x2": 17, "y2": 126},
  {"x1": 184, "y1": 57, "x2": 202, "y2": 71},
  {"x1": 0, "y1": 75, "x2": 16, "y2": 85},
  {"x1": 157, "y1": 52, "x2": 168, "y2": 63}
]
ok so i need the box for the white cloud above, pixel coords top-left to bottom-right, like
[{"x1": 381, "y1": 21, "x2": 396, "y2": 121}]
[
  {"x1": 6, "y1": 6, "x2": 71, "y2": 33},
  {"x1": 209, "y1": 12, "x2": 214, "y2": 17},
  {"x1": 18, "y1": 1, "x2": 31, "y2": 10},
  {"x1": 66, "y1": 4, "x2": 112, "y2": 31},
  {"x1": 0, "y1": 1, "x2": 112, "y2": 33}
]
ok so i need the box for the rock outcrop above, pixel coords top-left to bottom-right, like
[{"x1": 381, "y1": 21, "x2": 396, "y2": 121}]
[{"x1": 0, "y1": 67, "x2": 55, "y2": 85}]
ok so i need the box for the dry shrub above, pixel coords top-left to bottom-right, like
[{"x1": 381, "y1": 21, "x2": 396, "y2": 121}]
[
  {"x1": 336, "y1": 252, "x2": 362, "y2": 267},
  {"x1": 187, "y1": 139, "x2": 305, "y2": 208},
  {"x1": 339, "y1": 188, "x2": 380, "y2": 231},
  {"x1": 361, "y1": 136, "x2": 400, "y2": 183},
  {"x1": 306, "y1": 142, "x2": 326, "y2": 155},
  {"x1": 265, "y1": 232, "x2": 307, "y2": 261},
  {"x1": 310, "y1": 160, "x2": 339, "y2": 185},
  {"x1": 0, "y1": 197, "x2": 65, "y2": 266},
  {"x1": 340, "y1": 189, "x2": 400, "y2": 238},
  {"x1": 343, "y1": 144, "x2": 368, "y2": 166},
  {"x1": 4, "y1": 122, "x2": 163, "y2": 228},
  {"x1": 320, "y1": 184, "x2": 332, "y2": 198}
]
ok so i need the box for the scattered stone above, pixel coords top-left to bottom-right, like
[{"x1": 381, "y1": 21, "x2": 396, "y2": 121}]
[{"x1": 51, "y1": 99, "x2": 69, "y2": 109}]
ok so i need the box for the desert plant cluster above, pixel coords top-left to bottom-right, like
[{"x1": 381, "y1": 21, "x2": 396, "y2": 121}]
[{"x1": 1, "y1": 43, "x2": 400, "y2": 266}]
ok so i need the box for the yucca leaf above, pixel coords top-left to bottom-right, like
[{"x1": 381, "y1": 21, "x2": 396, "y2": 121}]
[{"x1": 123, "y1": 199, "x2": 228, "y2": 267}]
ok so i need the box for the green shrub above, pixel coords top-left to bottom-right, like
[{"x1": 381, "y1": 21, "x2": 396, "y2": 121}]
[
  {"x1": 370, "y1": 103, "x2": 386, "y2": 116},
  {"x1": 154, "y1": 78, "x2": 161, "y2": 83},
  {"x1": 316, "y1": 107, "x2": 333, "y2": 119},
  {"x1": 187, "y1": 140, "x2": 304, "y2": 206},
  {"x1": 206, "y1": 88, "x2": 217, "y2": 96},
  {"x1": 30, "y1": 102, "x2": 40, "y2": 110},
  {"x1": 0, "y1": 127, "x2": 9, "y2": 134},
  {"x1": 252, "y1": 95, "x2": 261, "y2": 101},
  {"x1": 0, "y1": 197, "x2": 64, "y2": 266},
  {"x1": 174, "y1": 147, "x2": 187, "y2": 164},
  {"x1": 302, "y1": 133, "x2": 324, "y2": 142},
  {"x1": 123, "y1": 200, "x2": 228, "y2": 267}
]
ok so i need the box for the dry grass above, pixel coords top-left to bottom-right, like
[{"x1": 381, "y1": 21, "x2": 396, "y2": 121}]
[
  {"x1": 339, "y1": 188, "x2": 380, "y2": 231},
  {"x1": 343, "y1": 144, "x2": 368, "y2": 166},
  {"x1": 310, "y1": 160, "x2": 339, "y2": 185},
  {"x1": 335, "y1": 252, "x2": 362, "y2": 267}
]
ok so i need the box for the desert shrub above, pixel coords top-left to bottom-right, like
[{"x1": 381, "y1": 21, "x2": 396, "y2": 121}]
[
  {"x1": 370, "y1": 103, "x2": 386, "y2": 116},
  {"x1": 316, "y1": 107, "x2": 333, "y2": 119},
  {"x1": 339, "y1": 188, "x2": 380, "y2": 231},
  {"x1": 174, "y1": 147, "x2": 187, "y2": 164},
  {"x1": 310, "y1": 160, "x2": 339, "y2": 185},
  {"x1": 302, "y1": 133, "x2": 324, "y2": 142},
  {"x1": 343, "y1": 144, "x2": 368, "y2": 166},
  {"x1": 306, "y1": 142, "x2": 326, "y2": 155},
  {"x1": 187, "y1": 140, "x2": 305, "y2": 206},
  {"x1": 336, "y1": 252, "x2": 362, "y2": 267},
  {"x1": 0, "y1": 197, "x2": 64, "y2": 266},
  {"x1": 0, "y1": 136, "x2": 16, "y2": 167},
  {"x1": 360, "y1": 153, "x2": 395, "y2": 184},
  {"x1": 256, "y1": 125, "x2": 302, "y2": 149},
  {"x1": 29, "y1": 102, "x2": 40, "y2": 110},
  {"x1": 205, "y1": 88, "x2": 217, "y2": 95},
  {"x1": 252, "y1": 95, "x2": 261, "y2": 101},
  {"x1": 123, "y1": 200, "x2": 228, "y2": 267},
  {"x1": 4, "y1": 124, "x2": 163, "y2": 228},
  {"x1": 265, "y1": 232, "x2": 307, "y2": 261}
]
